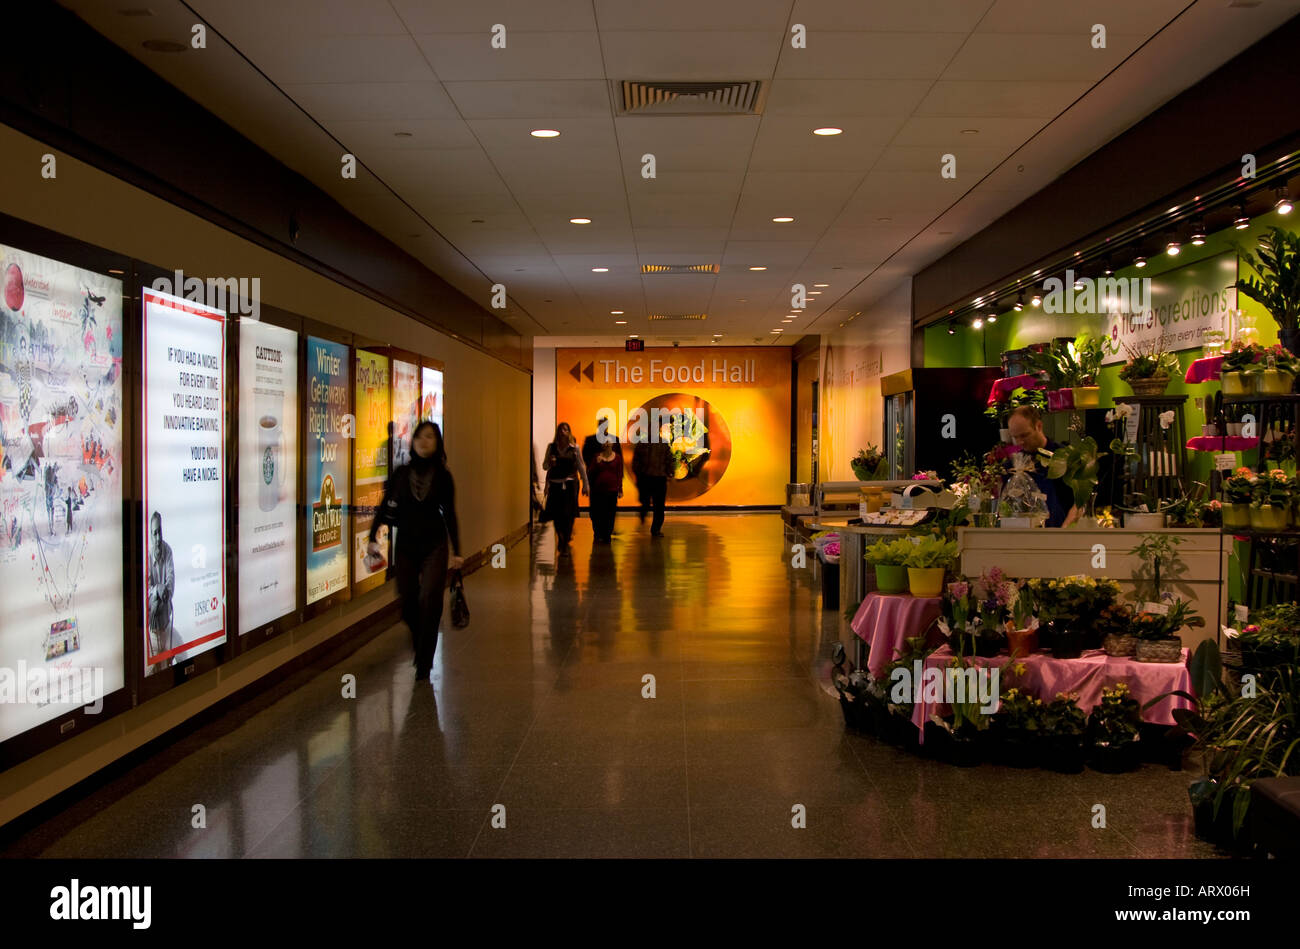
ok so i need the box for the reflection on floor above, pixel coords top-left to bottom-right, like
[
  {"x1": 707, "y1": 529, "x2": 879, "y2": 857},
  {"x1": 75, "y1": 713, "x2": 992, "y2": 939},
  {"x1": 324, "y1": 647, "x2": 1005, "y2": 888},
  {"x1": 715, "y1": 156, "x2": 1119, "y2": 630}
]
[{"x1": 3, "y1": 514, "x2": 1221, "y2": 858}]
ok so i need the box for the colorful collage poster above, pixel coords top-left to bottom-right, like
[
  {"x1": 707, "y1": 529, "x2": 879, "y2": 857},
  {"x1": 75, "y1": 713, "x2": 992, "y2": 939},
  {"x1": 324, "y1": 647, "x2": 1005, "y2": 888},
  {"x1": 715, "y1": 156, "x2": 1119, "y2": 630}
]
[
  {"x1": 142, "y1": 288, "x2": 227, "y2": 676},
  {"x1": 238, "y1": 321, "x2": 298, "y2": 634},
  {"x1": 352, "y1": 349, "x2": 389, "y2": 594},
  {"x1": 391, "y1": 358, "x2": 419, "y2": 471},
  {"x1": 0, "y1": 244, "x2": 125, "y2": 738},
  {"x1": 305, "y1": 336, "x2": 349, "y2": 605},
  {"x1": 421, "y1": 365, "x2": 443, "y2": 432}
]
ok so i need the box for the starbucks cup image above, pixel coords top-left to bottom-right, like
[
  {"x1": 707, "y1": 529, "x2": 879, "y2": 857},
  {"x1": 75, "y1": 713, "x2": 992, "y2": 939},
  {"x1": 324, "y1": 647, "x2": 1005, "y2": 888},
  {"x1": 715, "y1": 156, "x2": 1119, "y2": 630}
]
[{"x1": 258, "y1": 414, "x2": 285, "y2": 511}]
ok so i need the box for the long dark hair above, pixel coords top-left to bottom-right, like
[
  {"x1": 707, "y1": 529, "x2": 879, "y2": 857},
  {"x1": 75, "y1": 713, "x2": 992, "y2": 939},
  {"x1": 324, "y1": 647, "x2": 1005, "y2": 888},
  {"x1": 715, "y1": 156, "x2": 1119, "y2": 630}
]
[
  {"x1": 411, "y1": 420, "x2": 447, "y2": 468},
  {"x1": 552, "y1": 422, "x2": 574, "y2": 454}
]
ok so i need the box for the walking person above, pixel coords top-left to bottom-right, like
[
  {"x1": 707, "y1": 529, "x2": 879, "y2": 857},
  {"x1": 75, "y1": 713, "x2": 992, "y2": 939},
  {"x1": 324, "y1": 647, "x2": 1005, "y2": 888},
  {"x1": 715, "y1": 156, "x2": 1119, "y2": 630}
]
[
  {"x1": 632, "y1": 422, "x2": 672, "y2": 536},
  {"x1": 587, "y1": 436, "x2": 623, "y2": 543},
  {"x1": 368, "y1": 421, "x2": 463, "y2": 681},
  {"x1": 542, "y1": 422, "x2": 589, "y2": 551}
]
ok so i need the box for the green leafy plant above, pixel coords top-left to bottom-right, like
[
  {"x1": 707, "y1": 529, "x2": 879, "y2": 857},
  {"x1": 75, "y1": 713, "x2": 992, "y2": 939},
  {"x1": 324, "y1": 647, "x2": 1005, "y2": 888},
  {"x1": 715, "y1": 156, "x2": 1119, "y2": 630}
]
[
  {"x1": 864, "y1": 537, "x2": 916, "y2": 566},
  {"x1": 1236, "y1": 603, "x2": 1300, "y2": 674},
  {"x1": 1041, "y1": 692, "x2": 1088, "y2": 737},
  {"x1": 1131, "y1": 598, "x2": 1199, "y2": 641},
  {"x1": 1095, "y1": 601, "x2": 1136, "y2": 640},
  {"x1": 1045, "y1": 435, "x2": 1105, "y2": 508},
  {"x1": 983, "y1": 386, "x2": 1047, "y2": 424},
  {"x1": 1251, "y1": 466, "x2": 1292, "y2": 509},
  {"x1": 903, "y1": 536, "x2": 958, "y2": 569},
  {"x1": 1223, "y1": 466, "x2": 1257, "y2": 504},
  {"x1": 1234, "y1": 226, "x2": 1300, "y2": 332},
  {"x1": 995, "y1": 687, "x2": 1044, "y2": 734},
  {"x1": 1130, "y1": 533, "x2": 1187, "y2": 601},
  {"x1": 1118, "y1": 340, "x2": 1181, "y2": 381},
  {"x1": 1026, "y1": 576, "x2": 1121, "y2": 627},
  {"x1": 1063, "y1": 333, "x2": 1105, "y2": 386},
  {"x1": 1221, "y1": 342, "x2": 1268, "y2": 374}
]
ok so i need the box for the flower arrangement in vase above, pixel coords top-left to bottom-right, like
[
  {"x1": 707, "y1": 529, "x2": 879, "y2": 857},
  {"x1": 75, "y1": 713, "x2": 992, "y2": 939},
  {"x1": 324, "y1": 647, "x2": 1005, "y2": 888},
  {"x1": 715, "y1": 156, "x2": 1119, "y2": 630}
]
[{"x1": 1118, "y1": 341, "x2": 1181, "y2": 396}]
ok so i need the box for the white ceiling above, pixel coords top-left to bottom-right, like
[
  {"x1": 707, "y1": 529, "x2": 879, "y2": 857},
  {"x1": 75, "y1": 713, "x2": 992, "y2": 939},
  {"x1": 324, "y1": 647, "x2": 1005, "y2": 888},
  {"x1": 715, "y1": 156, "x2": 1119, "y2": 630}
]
[{"x1": 60, "y1": 0, "x2": 1300, "y2": 347}]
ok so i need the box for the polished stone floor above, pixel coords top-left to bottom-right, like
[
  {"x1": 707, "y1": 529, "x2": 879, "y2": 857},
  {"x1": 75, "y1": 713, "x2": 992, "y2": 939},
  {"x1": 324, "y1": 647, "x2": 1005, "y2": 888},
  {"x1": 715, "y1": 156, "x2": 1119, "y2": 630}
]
[{"x1": 3, "y1": 514, "x2": 1220, "y2": 858}]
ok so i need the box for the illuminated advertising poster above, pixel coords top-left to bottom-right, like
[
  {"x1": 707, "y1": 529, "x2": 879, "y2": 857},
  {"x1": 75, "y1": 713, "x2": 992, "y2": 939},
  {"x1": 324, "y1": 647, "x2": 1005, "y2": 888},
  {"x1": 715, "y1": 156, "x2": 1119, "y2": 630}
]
[
  {"x1": 306, "y1": 336, "x2": 349, "y2": 604},
  {"x1": 238, "y1": 321, "x2": 298, "y2": 634},
  {"x1": 353, "y1": 350, "x2": 389, "y2": 593},
  {"x1": 142, "y1": 288, "x2": 227, "y2": 675},
  {"x1": 421, "y1": 365, "x2": 443, "y2": 431},
  {"x1": 0, "y1": 245, "x2": 125, "y2": 739},
  {"x1": 391, "y1": 358, "x2": 419, "y2": 470},
  {"x1": 554, "y1": 346, "x2": 790, "y2": 506}
]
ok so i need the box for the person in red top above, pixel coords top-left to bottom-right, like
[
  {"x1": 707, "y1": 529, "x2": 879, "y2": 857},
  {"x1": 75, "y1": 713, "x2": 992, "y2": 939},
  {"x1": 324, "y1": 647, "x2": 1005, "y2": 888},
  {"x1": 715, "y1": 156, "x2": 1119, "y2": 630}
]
[{"x1": 587, "y1": 437, "x2": 624, "y2": 543}]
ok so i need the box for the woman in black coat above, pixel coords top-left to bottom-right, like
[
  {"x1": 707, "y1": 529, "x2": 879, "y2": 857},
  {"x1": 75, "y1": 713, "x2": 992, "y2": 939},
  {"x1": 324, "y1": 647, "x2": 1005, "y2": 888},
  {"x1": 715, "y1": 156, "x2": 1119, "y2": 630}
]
[
  {"x1": 368, "y1": 421, "x2": 463, "y2": 680},
  {"x1": 542, "y1": 421, "x2": 589, "y2": 551}
]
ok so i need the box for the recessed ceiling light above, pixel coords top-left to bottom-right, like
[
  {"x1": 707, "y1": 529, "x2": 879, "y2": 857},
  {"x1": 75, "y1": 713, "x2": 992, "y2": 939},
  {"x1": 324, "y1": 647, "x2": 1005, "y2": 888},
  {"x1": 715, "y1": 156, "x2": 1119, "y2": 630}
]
[
  {"x1": 808, "y1": 291, "x2": 822, "y2": 295},
  {"x1": 772, "y1": 217, "x2": 795, "y2": 223},
  {"x1": 141, "y1": 39, "x2": 186, "y2": 52},
  {"x1": 813, "y1": 283, "x2": 829, "y2": 288},
  {"x1": 782, "y1": 319, "x2": 794, "y2": 323},
  {"x1": 530, "y1": 129, "x2": 560, "y2": 138},
  {"x1": 610, "y1": 310, "x2": 624, "y2": 315},
  {"x1": 813, "y1": 127, "x2": 843, "y2": 136},
  {"x1": 972, "y1": 318, "x2": 984, "y2": 329},
  {"x1": 591, "y1": 267, "x2": 609, "y2": 272},
  {"x1": 108, "y1": 268, "x2": 125, "y2": 275},
  {"x1": 748, "y1": 267, "x2": 768, "y2": 272},
  {"x1": 569, "y1": 217, "x2": 591, "y2": 224},
  {"x1": 960, "y1": 128, "x2": 979, "y2": 135},
  {"x1": 614, "y1": 320, "x2": 627, "y2": 325},
  {"x1": 771, "y1": 329, "x2": 783, "y2": 333},
  {"x1": 629, "y1": 334, "x2": 638, "y2": 338},
  {"x1": 876, "y1": 217, "x2": 892, "y2": 223},
  {"x1": 986, "y1": 314, "x2": 997, "y2": 323}
]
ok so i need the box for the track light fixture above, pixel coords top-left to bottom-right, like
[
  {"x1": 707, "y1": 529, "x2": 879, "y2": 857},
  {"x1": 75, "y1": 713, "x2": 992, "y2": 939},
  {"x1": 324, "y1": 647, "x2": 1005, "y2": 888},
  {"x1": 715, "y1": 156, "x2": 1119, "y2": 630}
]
[
  {"x1": 1235, "y1": 204, "x2": 1250, "y2": 229},
  {"x1": 1014, "y1": 294, "x2": 1024, "y2": 312},
  {"x1": 1277, "y1": 188, "x2": 1294, "y2": 215}
]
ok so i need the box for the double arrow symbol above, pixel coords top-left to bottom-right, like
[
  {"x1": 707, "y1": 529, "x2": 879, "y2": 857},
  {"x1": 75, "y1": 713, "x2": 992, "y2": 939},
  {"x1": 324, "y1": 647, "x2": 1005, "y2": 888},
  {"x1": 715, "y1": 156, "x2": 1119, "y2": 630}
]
[{"x1": 569, "y1": 361, "x2": 595, "y2": 382}]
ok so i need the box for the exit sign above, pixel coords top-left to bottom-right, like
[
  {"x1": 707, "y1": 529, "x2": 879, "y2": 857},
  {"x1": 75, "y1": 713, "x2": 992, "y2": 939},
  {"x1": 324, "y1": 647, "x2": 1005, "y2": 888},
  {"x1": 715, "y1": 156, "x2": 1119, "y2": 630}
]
[{"x1": 625, "y1": 339, "x2": 644, "y2": 352}]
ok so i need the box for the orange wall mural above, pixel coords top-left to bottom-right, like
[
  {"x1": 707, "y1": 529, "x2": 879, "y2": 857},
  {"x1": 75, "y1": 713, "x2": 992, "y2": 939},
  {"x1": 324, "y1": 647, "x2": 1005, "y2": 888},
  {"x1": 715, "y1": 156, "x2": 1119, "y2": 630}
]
[{"x1": 554, "y1": 347, "x2": 791, "y2": 506}]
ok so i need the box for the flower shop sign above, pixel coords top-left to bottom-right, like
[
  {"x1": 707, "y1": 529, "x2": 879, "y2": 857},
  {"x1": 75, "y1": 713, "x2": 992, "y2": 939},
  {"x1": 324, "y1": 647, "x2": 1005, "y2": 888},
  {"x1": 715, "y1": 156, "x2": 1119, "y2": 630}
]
[{"x1": 1100, "y1": 252, "x2": 1237, "y2": 364}]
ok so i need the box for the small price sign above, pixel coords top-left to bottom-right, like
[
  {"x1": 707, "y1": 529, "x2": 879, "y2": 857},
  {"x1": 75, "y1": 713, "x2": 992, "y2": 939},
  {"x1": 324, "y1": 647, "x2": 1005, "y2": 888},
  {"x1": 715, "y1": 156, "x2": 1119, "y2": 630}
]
[{"x1": 1215, "y1": 453, "x2": 1236, "y2": 471}]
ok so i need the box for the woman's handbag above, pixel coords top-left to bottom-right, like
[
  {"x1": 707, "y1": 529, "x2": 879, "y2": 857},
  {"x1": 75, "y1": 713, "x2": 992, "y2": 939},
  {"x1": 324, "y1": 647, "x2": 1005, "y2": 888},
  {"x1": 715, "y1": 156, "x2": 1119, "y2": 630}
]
[{"x1": 449, "y1": 570, "x2": 470, "y2": 628}]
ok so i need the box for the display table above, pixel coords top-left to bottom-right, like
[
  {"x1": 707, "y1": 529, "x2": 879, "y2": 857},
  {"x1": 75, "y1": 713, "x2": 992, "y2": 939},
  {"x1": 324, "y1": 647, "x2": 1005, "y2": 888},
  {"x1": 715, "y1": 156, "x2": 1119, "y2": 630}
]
[
  {"x1": 850, "y1": 592, "x2": 944, "y2": 678},
  {"x1": 909, "y1": 646, "x2": 1193, "y2": 742},
  {"x1": 1184, "y1": 355, "x2": 1224, "y2": 384}
]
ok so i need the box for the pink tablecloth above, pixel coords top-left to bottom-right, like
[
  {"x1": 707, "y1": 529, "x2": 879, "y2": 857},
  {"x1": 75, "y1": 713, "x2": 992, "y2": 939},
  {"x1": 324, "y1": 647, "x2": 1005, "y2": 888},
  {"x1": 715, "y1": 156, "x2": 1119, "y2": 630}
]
[
  {"x1": 851, "y1": 592, "x2": 944, "y2": 679},
  {"x1": 1185, "y1": 355, "x2": 1223, "y2": 383},
  {"x1": 908, "y1": 646, "x2": 1193, "y2": 743},
  {"x1": 1186, "y1": 435, "x2": 1259, "y2": 452},
  {"x1": 986, "y1": 374, "x2": 1044, "y2": 405}
]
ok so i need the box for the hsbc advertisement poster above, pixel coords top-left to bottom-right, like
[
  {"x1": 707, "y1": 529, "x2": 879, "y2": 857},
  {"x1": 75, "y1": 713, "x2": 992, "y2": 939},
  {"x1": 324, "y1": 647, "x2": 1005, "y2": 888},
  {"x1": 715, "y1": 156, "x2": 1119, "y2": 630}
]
[
  {"x1": 238, "y1": 321, "x2": 298, "y2": 634},
  {"x1": 306, "y1": 336, "x2": 349, "y2": 604},
  {"x1": 0, "y1": 244, "x2": 125, "y2": 739},
  {"x1": 142, "y1": 288, "x2": 227, "y2": 675}
]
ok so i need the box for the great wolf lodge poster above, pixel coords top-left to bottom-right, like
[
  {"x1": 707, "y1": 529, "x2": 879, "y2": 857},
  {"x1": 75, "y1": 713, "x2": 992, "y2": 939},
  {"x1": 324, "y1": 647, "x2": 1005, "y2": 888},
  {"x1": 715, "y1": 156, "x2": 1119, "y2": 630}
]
[
  {"x1": 142, "y1": 289, "x2": 227, "y2": 676},
  {"x1": 306, "y1": 336, "x2": 349, "y2": 605},
  {"x1": 0, "y1": 245, "x2": 125, "y2": 739},
  {"x1": 554, "y1": 346, "x2": 791, "y2": 506},
  {"x1": 238, "y1": 320, "x2": 298, "y2": 634}
]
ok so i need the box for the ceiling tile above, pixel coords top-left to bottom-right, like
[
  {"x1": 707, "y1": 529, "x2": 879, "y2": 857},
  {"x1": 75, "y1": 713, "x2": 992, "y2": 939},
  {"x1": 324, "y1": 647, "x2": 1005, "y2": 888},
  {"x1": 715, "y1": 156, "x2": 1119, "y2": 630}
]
[
  {"x1": 628, "y1": 193, "x2": 739, "y2": 229},
  {"x1": 320, "y1": 118, "x2": 480, "y2": 151},
  {"x1": 193, "y1": 0, "x2": 408, "y2": 35},
  {"x1": 594, "y1": 0, "x2": 794, "y2": 30},
  {"x1": 789, "y1": 0, "x2": 993, "y2": 32},
  {"x1": 414, "y1": 32, "x2": 606, "y2": 81},
  {"x1": 763, "y1": 79, "x2": 934, "y2": 116},
  {"x1": 599, "y1": 31, "x2": 782, "y2": 80},
  {"x1": 228, "y1": 34, "x2": 436, "y2": 84},
  {"x1": 747, "y1": 122, "x2": 890, "y2": 172},
  {"x1": 614, "y1": 116, "x2": 760, "y2": 173},
  {"x1": 942, "y1": 33, "x2": 1147, "y2": 81},
  {"x1": 363, "y1": 147, "x2": 510, "y2": 194},
  {"x1": 279, "y1": 81, "x2": 461, "y2": 120},
  {"x1": 776, "y1": 32, "x2": 967, "y2": 79},
  {"x1": 978, "y1": 0, "x2": 1192, "y2": 35},
  {"x1": 443, "y1": 80, "x2": 612, "y2": 118},
  {"x1": 888, "y1": 116, "x2": 1047, "y2": 148},
  {"x1": 913, "y1": 79, "x2": 1092, "y2": 118},
  {"x1": 390, "y1": 0, "x2": 598, "y2": 32}
]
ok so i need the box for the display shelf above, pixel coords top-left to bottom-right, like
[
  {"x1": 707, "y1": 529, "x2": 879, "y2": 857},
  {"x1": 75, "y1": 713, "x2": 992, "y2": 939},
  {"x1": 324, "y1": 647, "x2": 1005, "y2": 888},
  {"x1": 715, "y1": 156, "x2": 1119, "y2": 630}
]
[
  {"x1": 1250, "y1": 569, "x2": 1299, "y2": 584},
  {"x1": 985, "y1": 373, "x2": 1044, "y2": 405},
  {"x1": 1222, "y1": 528, "x2": 1300, "y2": 538}
]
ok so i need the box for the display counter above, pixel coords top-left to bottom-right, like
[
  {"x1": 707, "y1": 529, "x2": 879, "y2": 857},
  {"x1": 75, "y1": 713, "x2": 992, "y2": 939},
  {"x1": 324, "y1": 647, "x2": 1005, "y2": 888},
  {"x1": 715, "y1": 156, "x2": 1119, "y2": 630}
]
[{"x1": 958, "y1": 527, "x2": 1227, "y2": 648}]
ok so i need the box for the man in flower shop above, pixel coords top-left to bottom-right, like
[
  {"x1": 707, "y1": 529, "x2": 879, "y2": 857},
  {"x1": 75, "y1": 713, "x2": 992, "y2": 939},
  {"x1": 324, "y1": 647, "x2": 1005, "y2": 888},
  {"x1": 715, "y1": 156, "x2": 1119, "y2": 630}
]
[{"x1": 1005, "y1": 405, "x2": 1075, "y2": 527}]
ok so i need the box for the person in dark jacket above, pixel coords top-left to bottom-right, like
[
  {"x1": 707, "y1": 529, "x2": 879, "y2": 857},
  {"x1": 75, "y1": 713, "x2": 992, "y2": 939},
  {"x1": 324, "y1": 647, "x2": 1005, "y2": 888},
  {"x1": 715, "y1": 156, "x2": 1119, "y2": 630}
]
[
  {"x1": 632, "y1": 421, "x2": 672, "y2": 536},
  {"x1": 542, "y1": 422, "x2": 589, "y2": 550},
  {"x1": 581, "y1": 415, "x2": 616, "y2": 471},
  {"x1": 369, "y1": 421, "x2": 463, "y2": 680},
  {"x1": 587, "y1": 435, "x2": 624, "y2": 542}
]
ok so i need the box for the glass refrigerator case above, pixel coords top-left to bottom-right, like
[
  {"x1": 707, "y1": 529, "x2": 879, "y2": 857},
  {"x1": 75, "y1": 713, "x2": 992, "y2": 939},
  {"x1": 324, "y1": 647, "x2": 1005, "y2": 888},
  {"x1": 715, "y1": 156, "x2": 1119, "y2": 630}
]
[{"x1": 880, "y1": 367, "x2": 1005, "y2": 480}]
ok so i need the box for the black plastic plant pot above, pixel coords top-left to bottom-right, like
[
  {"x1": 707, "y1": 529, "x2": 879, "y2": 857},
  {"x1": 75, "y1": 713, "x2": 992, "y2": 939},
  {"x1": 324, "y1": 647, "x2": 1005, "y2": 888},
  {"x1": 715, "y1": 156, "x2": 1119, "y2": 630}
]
[
  {"x1": 887, "y1": 713, "x2": 920, "y2": 751},
  {"x1": 1042, "y1": 735, "x2": 1086, "y2": 774},
  {"x1": 921, "y1": 721, "x2": 950, "y2": 760},
  {"x1": 821, "y1": 561, "x2": 840, "y2": 610},
  {"x1": 1051, "y1": 629, "x2": 1085, "y2": 660},
  {"x1": 975, "y1": 635, "x2": 1003, "y2": 658},
  {"x1": 948, "y1": 735, "x2": 983, "y2": 768},
  {"x1": 1088, "y1": 739, "x2": 1142, "y2": 773},
  {"x1": 1281, "y1": 327, "x2": 1300, "y2": 358},
  {"x1": 995, "y1": 733, "x2": 1040, "y2": 768}
]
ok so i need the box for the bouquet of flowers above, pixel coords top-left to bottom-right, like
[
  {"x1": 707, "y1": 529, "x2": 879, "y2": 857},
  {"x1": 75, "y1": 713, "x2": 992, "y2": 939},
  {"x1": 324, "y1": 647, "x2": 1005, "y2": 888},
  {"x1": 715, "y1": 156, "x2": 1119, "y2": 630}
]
[
  {"x1": 1118, "y1": 341, "x2": 1181, "y2": 381},
  {"x1": 851, "y1": 444, "x2": 888, "y2": 481},
  {"x1": 1025, "y1": 575, "x2": 1121, "y2": 628}
]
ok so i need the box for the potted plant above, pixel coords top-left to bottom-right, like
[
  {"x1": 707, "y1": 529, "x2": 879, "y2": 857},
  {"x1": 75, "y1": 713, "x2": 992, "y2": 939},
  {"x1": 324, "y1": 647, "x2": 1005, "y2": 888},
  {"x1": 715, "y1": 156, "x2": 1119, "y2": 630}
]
[
  {"x1": 1234, "y1": 602, "x2": 1300, "y2": 676},
  {"x1": 1025, "y1": 575, "x2": 1121, "y2": 659},
  {"x1": 1087, "y1": 682, "x2": 1143, "y2": 772},
  {"x1": 1097, "y1": 601, "x2": 1138, "y2": 656},
  {"x1": 991, "y1": 687, "x2": 1044, "y2": 767},
  {"x1": 1130, "y1": 532, "x2": 1187, "y2": 603},
  {"x1": 903, "y1": 536, "x2": 958, "y2": 597},
  {"x1": 1118, "y1": 341, "x2": 1181, "y2": 396},
  {"x1": 1133, "y1": 598, "x2": 1197, "y2": 663},
  {"x1": 1045, "y1": 435, "x2": 1105, "y2": 525},
  {"x1": 1040, "y1": 691, "x2": 1088, "y2": 773},
  {"x1": 1250, "y1": 467, "x2": 1292, "y2": 530},
  {"x1": 865, "y1": 537, "x2": 914, "y2": 593},
  {"x1": 1234, "y1": 226, "x2": 1300, "y2": 356},
  {"x1": 1007, "y1": 581, "x2": 1038, "y2": 656},
  {"x1": 851, "y1": 444, "x2": 888, "y2": 481},
  {"x1": 880, "y1": 635, "x2": 931, "y2": 749},
  {"x1": 1056, "y1": 333, "x2": 1106, "y2": 407},
  {"x1": 1254, "y1": 343, "x2": 1300, "y2": 394},
  {"x1": 1223, "y1": 466, "x2": 1256, "y2": 529},
  {"x1": 1025, "y1": 343, "x2": 1071, "y2": 410},
  {"x1": 1220, "y1": 342, "x2": 1264, "y2": 396}
]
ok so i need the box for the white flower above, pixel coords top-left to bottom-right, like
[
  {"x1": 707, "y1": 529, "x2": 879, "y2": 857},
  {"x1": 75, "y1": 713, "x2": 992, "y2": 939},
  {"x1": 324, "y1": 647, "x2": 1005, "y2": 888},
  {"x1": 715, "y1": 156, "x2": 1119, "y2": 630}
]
[
  {"x1": 1159, "y1": 410, "x2": 1175, "y2": 430},
  {"x1": 1105, "y1": 410, "x2": 1115, "y2": 423},
  {"x1": 950, "y1": 481, "x2": 970, "y2": 501}
]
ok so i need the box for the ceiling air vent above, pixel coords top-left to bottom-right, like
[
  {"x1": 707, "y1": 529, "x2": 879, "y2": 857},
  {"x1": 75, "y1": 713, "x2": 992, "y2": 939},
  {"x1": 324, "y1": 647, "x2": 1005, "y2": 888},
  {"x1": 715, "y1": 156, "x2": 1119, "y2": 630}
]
[
  {"x1": 641, "y1": 264, "x2": 719, "y2": 275},
  {"x1": 618, "y1": 80, "x2": 765, "y2": 116},
  {"x1": 648, "y1": 314, "x2": 708, "y2": 321}
]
